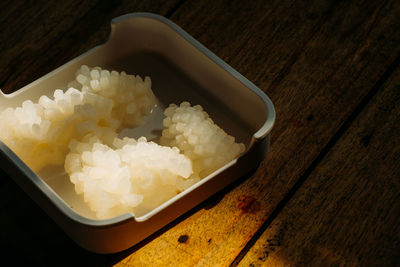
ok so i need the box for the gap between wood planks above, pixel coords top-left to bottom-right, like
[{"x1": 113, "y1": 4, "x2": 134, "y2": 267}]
[
  {"x1": 165, "y1": 0, "x2": 187, "y2": 18},
  {"x1": 230, "y1": 51, "x2": 400, "y2": 266}
]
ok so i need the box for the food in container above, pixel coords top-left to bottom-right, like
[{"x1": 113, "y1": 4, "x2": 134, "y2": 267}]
[{"x1": 0, "y1": 13, "x2": 275, "y2": 253}]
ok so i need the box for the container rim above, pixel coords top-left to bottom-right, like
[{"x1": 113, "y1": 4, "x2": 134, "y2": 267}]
[
  {"x1": 0, "y1": 12, "x2": 275, "y2": 227},
  {"x1": 112, "y1": 12, "x2": 276, "y2": 140}
]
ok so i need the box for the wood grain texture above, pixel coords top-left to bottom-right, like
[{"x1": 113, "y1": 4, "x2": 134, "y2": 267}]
[
  {"x1": 239, "y1": 65, "x2": 400, "y2": 267},
  {"x1": 0, "y1": 0, "x2": 97, "y2": 92},
  {"x1": 0, "y1": 0, "x2": 181, "y2": 94},
  {"x1": 114, "y1": 0, "x2": 400, "y2": 265}
]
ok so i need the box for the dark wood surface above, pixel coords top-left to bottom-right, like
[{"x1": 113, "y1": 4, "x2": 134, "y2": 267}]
[
  {"x1": 239, "y1": 61, "x2": 400, "y2": 267},
  {"x1": 0, "y1": 0, "x2": 399, "y2": 266}
]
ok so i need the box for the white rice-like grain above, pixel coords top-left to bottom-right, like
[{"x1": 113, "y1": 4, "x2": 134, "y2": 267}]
[
  {"x1": 0, "y1": 67, "x2": 156, "y2": 172},
  {"x1": 65, "y1": 135, "x2": 192, "y2": 219},
  {"x1": 74, "y1": 65, "x2": 156, "y2": 129},
  {"x1": 0, "y1": 88, "x2": 108, "y2": 171},
  {"x1": 160, "y1": 102, "x2": 245, "y2": 179}
]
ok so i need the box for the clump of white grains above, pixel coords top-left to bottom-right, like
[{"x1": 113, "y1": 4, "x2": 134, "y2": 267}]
[
  {"x1": 0, "y1": 88, "x2": 116, "y2": 171},
  {"x1": 65, "y1": 134, "x2": 192, "y2": 219},
  {"x1": 0, "y1": 65, "x2": 245, "y2": 219},
  {"x1": 160, "y1": 102, "x2": 245, "y2": 179},
  {"x1": 0, "y1": 66, "x2": 155, "y2": 171},
  {"x1": 70, "y1": 65, "x2": 156, "y2": 129}
]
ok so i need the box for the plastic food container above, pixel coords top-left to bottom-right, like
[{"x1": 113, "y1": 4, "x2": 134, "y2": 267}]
[{"x1": 0, "y1": 13, "x2": 275, "y2": 253}]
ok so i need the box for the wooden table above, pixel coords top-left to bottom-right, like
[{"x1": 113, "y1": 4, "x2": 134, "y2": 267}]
[{"x1": 1, "y1": 0, "x2": 399, "y2": 266}]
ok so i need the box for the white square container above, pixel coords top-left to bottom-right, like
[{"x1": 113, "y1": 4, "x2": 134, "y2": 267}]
[{"x1": 0, "y1": 13, "x2": 275, "y2": 253}]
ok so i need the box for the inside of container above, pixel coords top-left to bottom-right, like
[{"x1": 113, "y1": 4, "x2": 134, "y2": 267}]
[{"x1": 0, "y1": 15, "x2": 269, "y2": 219}]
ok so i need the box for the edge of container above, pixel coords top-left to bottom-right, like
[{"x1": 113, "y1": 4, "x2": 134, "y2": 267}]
[
  {"x1": 0, "y1": 45, "x2": 102, "y2": 98},
  {"x1": 0, "y1": 12, "x2": 276, "y2": 228},
  {"x1": 112, "y1": 12, "x2": 276, "y2": 140}
]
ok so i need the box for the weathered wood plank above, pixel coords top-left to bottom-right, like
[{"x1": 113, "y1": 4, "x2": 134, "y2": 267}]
[
  {"x1": 0, "y1": 0, "x2": 181, "y2": 94},
  {"x1": 0, "y1": 0, "x2": 98, "y2": 92},
  {"x1": 115, "y1": 0, "x2": 400, "y2": 265},
  {"x1": 239, "y1": 64, "x2": 400, "y2": 267}
]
